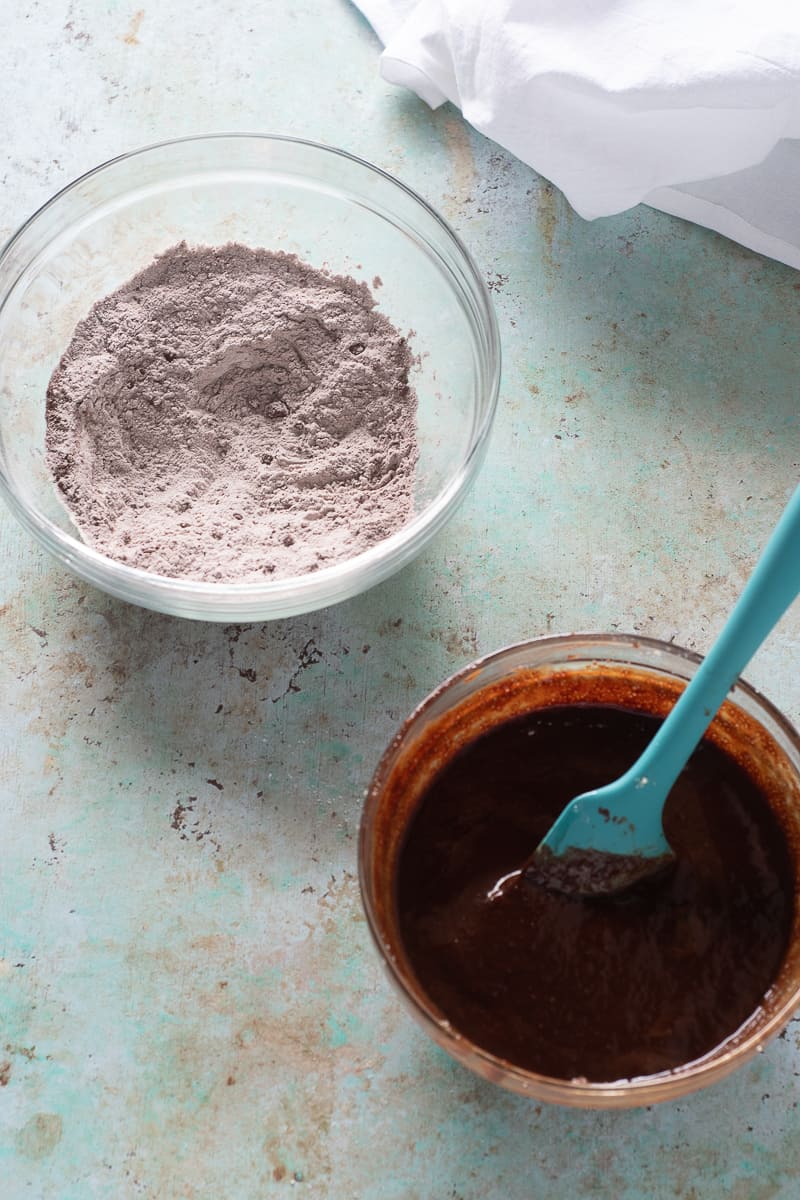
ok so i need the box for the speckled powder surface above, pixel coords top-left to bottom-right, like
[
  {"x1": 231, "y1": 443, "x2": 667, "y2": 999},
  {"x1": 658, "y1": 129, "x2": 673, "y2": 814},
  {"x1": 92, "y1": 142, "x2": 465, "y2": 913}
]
[{"x1": 45, "y1": 241, "x2": 418, "y2": 582}]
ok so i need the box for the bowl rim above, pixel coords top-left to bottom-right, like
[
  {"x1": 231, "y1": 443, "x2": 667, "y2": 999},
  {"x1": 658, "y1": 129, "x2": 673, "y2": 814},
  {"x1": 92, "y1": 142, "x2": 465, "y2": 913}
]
[
  {"x1": 0, "y1": 131, "x2": 501, "y2": 608},
  {"x1": 358, "y1": 630, "x2": 800, "y2": 1106}
]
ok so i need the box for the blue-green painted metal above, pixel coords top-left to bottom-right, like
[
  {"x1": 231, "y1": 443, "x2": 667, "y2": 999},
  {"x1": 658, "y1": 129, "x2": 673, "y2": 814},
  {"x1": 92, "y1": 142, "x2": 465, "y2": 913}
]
[{"x1": 540, "y1": 485, "x2": 800, "y2": 875}]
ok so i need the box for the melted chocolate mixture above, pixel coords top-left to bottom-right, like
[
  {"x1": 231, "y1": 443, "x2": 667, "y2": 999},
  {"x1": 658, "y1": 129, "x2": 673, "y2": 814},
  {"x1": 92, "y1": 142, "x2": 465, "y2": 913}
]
[{"x1": 395, "y1": 705, "x2": 794, "y2": 1082}]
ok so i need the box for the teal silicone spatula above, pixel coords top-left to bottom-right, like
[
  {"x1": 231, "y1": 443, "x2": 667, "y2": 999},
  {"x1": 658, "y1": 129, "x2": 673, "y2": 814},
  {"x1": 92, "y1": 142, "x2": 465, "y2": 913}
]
[{"x1": 526, "y1": 485, "x2": 800, "y2": 898}]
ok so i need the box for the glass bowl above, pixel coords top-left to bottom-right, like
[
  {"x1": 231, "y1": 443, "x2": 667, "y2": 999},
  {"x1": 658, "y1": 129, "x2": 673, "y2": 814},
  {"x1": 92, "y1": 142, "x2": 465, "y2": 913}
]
[
  {"x1": 359, "y1": 633, "x2": 800, "y2": 1109},
  {"x1": 0, "y1": 134, "x2": 500, "y2": 621}
]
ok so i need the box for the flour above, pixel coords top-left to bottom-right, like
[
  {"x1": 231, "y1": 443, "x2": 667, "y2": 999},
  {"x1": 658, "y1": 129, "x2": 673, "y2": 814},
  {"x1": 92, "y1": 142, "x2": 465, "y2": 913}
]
[{"x1": 46, "y1": 242, "x2": 418, "y2": 582}]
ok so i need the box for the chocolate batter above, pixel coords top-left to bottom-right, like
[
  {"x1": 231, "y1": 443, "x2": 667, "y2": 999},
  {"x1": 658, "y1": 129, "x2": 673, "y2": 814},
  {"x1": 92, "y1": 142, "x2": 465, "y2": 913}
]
[{"x1": 395, "y1": 704, "x2": 794, "y2": 1082}]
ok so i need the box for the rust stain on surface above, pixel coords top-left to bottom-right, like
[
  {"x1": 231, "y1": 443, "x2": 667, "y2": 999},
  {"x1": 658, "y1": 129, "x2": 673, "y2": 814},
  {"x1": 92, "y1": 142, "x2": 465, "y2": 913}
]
[
  {"x1": 535, "y1": 179, "x2": 570, "y2": 281},
  {"x1": 437, "y1": 111, "x2": 478, "y2": 218},
  {"x1": 444, "y1": 628, "x2": 478, "y2": 659},
  {"x1": 122, "y1": 9, "x2": 145, "y2": 44},
  {"x1": 6, "y1": 1043, "x2": 36, "y2": 1061},
  {"x1": 565, "y1": 388, "x2": 588, "y2": 407},
  {"x1": 536, "y1": 181, "x2": 558, "y2": 252},
  {"x1": 16, "y1": 1113, "x2": 63, "y2": 1160},
  {"x1": 171, "y1": 798, "x2": 195, "y2": 832}
]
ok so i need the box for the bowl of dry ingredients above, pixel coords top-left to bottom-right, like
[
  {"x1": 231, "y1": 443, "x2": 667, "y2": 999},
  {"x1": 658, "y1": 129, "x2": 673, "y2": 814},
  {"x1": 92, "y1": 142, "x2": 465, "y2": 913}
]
[{"x1": 0, "y1": 135, "x2": 500, "y2": 620}]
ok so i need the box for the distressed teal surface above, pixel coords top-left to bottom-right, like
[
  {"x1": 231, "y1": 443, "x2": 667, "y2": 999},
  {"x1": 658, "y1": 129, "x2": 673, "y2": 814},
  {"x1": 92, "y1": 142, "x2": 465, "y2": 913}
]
[{"x1": 1, "y1": 2, "x2": 800, "y2": 1197}]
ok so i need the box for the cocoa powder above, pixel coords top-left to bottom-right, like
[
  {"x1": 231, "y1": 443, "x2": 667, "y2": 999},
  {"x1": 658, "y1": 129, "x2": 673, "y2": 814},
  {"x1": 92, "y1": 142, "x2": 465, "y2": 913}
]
[{"x1": 46, "y1": 242, "x2": 418, "y2": 582}]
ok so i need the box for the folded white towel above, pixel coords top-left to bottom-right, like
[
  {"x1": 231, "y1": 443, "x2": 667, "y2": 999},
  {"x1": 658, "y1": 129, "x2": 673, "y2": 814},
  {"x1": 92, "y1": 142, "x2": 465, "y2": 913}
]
[{"x1": 354, "y1": 0, "x2": 800, "y2": 269}]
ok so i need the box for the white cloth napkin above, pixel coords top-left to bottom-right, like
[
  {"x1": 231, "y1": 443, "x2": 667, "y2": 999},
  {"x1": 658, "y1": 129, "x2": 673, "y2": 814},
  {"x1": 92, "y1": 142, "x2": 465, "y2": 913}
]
[{"x1": 354, "y1": 0, "x2": 800, "y2": 269}]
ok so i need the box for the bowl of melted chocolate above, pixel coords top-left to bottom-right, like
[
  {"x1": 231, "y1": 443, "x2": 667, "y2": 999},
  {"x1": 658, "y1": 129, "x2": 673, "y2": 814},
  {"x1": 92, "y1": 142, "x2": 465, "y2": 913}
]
[{"x1": 359, "y1": 634, "x2": 800, "y2": 1108}]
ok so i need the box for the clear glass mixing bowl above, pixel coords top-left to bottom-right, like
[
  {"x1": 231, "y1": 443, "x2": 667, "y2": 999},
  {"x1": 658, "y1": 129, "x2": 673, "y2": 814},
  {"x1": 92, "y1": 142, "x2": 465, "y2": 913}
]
[
  {"x1": 0, "y1": 134, "x2": 500, "y2": 621},
  {"x1": 360, "y1": 634, "x2": 800, "y2": 1109}
]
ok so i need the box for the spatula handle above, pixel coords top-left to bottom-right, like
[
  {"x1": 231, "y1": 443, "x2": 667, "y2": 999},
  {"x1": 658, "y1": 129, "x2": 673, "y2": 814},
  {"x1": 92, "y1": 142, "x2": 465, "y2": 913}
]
[{"x1": 631, "y1": 484, "x2": 800, "y2": 793}]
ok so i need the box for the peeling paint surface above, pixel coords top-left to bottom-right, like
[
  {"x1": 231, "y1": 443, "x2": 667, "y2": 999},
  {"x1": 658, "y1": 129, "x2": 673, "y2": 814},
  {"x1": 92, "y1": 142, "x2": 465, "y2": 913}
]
[{"x1": 2, "y1": 2, "x2": 800, "y2": 1197}]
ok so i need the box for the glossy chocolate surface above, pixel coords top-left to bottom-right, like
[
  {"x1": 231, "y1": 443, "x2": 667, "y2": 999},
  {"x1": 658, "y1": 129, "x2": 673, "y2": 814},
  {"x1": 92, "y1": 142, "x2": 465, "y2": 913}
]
[{"x1": 395, "y1": 704, "x2": 794, "y2": 1081}]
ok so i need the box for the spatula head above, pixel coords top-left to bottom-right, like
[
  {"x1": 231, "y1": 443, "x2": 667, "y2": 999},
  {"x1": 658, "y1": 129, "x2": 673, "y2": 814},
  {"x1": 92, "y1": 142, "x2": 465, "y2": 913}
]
[{"x1": 523, "y1": 843, "x2": 676, "y2": 898}]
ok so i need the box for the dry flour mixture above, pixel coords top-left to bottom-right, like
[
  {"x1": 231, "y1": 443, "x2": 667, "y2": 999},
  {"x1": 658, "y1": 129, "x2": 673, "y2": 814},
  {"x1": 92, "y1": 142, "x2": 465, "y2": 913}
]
[{"x1": 46, "y1": 242, "x2": 418, "y2": 582}]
